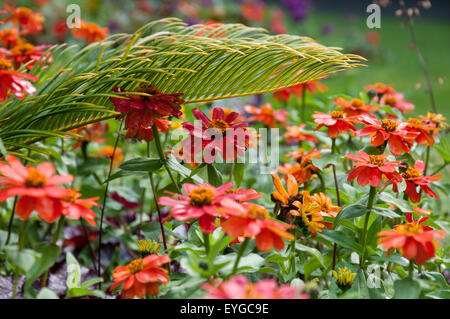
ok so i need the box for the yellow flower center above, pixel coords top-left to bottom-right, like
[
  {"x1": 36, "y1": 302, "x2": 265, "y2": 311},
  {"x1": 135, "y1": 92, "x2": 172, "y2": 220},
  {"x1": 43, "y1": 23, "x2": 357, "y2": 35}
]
[
  {"x1": 0, "y1": 58, "x2": 12, "y2": 70},
  {"x1": 189, "y1": 187, "x2": 214, "y2": 207},
  {"x1": 62, "y1": 189, "x2": 78, "y2": 202},
  {"x1": 351, "y1": 98, "x2": 365, "y2": 108},
  {"x1": 331, "y1": 111, "x2": 344, "y2": 119},
  {"x1": 247, "y1": 205, "x2": 269, "y2": 220},
  {"x1": 396, "y1": 222, "x2": 424, "y2": 235},
  {"x1": 384, "y1": 96, "x2": 397, "y2": 106},
  {"x1": 369, "y1": 155, "x2": 385, "y2": 166},
  {"x1": 381, "y1": 119, "x2": 399, "y2": 132},
  {"x1": 137, "y1": 240, "x2": 161, "y2": 254},
  {"x1": 208, "y1": 119, "x2": 230, "y2": 134},
  {"x1": 407, "y1": 118, "x2": 422, "y2": 129},
  {"x1": 25, "y1": 168, "x2": 47, "y2": 188},
  {"x1": 127, "y1": 258, "x2": 144, "y2": 274},
  {"x1": 11, "y1": 43, "x2": 35, "y2": 56},
  {"x1": 402, "y1": 167, "x2": 421, "y2": 179}
]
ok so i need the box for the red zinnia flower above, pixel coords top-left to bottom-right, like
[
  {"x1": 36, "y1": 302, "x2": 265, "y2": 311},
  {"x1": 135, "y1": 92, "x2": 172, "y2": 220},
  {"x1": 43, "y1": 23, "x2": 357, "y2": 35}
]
[
  {"x1": 404, "y1": 118, "x2": 436, "y2": 146},
  {"x1": 72, "y1": 21, "x2": 109, "y2": 44},
  {"x1": 0, "y1": 28, "x2": 19, "y2": 48},
  {"x1": 94, "y1": 146, "x2": 124, "y2": 167},
  {"x1": 377, "y1": 216, "x2": 445, "y2": 265},
  {"x1": 220, "y1": 200, "x2": 294, "y2": 252},
  {"x1": 158, "y1": 182, "x2": 235, "y2": 233},
  {"x1": 272, "y1": 80, "x2": 327, "y2": 102},
  {"x1": 182, "y1": 107, "x2": 249, "y2": 163},
  {"x1": 0, "y1": 56, "x2": 38, "y2": 102},
  {"x1": 312, "y1": 110, "x2": 356, "y2": 138},
  {"x1": 110, "y1": 254, "x2": 171, "y2": 299},
  {"x1": 244, "y1": 103, "x2": 288, "y2": 128},
  {"x1": 334, "y1": 97, "x2": 377, "y2": 117},
  {"x1": 61, "y1": 189, "x2": 99, "y2": 226},
  {"x1": 397, "y1": 160, "x2": 442, "y2": 203},
  {"x1": 283, "y1": 124, "x2": 318, "y2": 144},
  {"x1": 356, "y1": 115, "x2": 418, "y2": 156},
  {"x1": 345, "y1": 151, "x2": 404, "y2": 187},
  {"x1": 110, "y1": 86, "x2": 184, "y2": 142},
  {"x1": 365, "y1": 82, "x2": 395, "y2": 96},
  {"x1": 5, "y1": 6, "x2": 44, "y2": 35},
  {"x1": 0, "y1": 155, "x2": 73, "y2": 223},
  {"x1": 8, "y1": 42, "x2": 52, "y2": 70},
  {"x1": 202, "y1": 275, "x2": 309, "y2": 299},
  {"x1": 71, "y1": 122, "x2": 109, "y2": 149},
  {"x1": 378, "y1": 91, "x2": 414, "y2": 114}
]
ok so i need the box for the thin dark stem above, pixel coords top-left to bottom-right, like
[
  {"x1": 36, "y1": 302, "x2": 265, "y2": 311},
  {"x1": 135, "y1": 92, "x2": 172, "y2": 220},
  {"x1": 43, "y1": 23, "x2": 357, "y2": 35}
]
[
  {"x1": 148, "y1": 172, "x2": 168, "y2": 251},
  {"x1": 97, "y1": 119, "x2": 123, "y2": 286},
  {"x1": 360, "y1": 186, "x2": 377, "y2": 269},
  {"x1": 424, "y1": 146, "x2": 430, "y2": 176},
  {"x1": 231, "y1": 238, "x2": 249, "y2": 276},
  {"x1": 4, "y1": 197, "x2": 18, "y2": 246},
  {"x1": 400, "y1": 1, "x2": 437, "y2": 113},
  {"x1": 331, "y1": 138, "x2": 341, "y2": 270},
  {"x1": 137, "y1": 188, "x2": 146, "y2": 240},
  {"x1": 431, "y1": 162, "x2": 448, "y2": 176},
  {"x1": 80, "y1": 219, "x2": 98, "y2": 273}
]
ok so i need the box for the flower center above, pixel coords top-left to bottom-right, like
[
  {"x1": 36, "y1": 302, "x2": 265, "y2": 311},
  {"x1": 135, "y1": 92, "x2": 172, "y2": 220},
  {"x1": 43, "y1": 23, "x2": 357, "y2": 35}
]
[
  {"x1": 189, "y1": 187, "x2": 214, "y2": 207},
  {"x1": 369, "y1": 155, "x2": 385, "y2": 166},
  {"x1": 127, "y1": 258, "x2": 144, "y2": 274},
  {"x1": 381, "y1": 119, "x2": 399, "y2": 132},
  {"x1": 407, "y1": 118, "x2": 422, "y2": 129},
  {"x1": 384, "y1": 96, "x2": 397, "y2": 106},
  {"x1": 402, "y1": 167, "x2": 421, "y2": 179},
  {"x1": 25, "y1": 168, "x2": 47, "y2": 188},
  {"x1": 0, "y1": 58, "x2": 12, "y2": 70},
  {"x1": 247, "y1": 205, "x2": 269, "y2": 220},
  {"x1": 351, "y1": 98, "x2": 365, "y2": 108},
  {"x1": 331, "y1": 111, "x2": 344, "y2": 119},
  {"x1": 208, "y1": 119, "x2": 230, "y2": 134},
  {"x1": 396, "y1": 222, "x2": 423, "y2": 235},
  {"x1": 62, "y1": 189, "x2": 78, "y2": 202}
]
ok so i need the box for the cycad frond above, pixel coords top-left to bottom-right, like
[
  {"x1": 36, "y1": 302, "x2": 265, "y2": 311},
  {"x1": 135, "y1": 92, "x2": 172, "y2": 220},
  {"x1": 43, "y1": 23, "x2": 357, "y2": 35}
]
[{"x1": 0, "y1": 18, "x2": 365, "y2": 150}]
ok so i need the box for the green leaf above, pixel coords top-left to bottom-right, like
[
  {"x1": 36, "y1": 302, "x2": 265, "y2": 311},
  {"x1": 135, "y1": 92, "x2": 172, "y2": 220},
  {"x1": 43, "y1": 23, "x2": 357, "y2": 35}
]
[
  {"x1": 311, "y1": 152, "x2": 340, "y2": 170},
  {"x1": 233, "y1": 162, "x2": 245, "y2": 187},
  {"x1": 119, "y1": 157, "x2": 163, "y2": 172},
  {"x1": 166, "y1": 155, "x2": 203, "y2": 184},
  {"x1": 36, "y1": 288, "x2": 59, "y2": 299},
  {"x1": 372, "y1": 207, "x2": 401, "y2": 218},
  {"x1": 425, "y1": 289, "x2": 450, "y2": 299},
  {"x1": 207, "y1": 163, "x2": 223, "y2": 187},
  {"x1": 334, "y1": 204, "x2": 368, "y2": 227},
  {"x1": 393, "y1": 279, "x2": 421, "y2": 299},
  {"x1": 378, "y1": 192, "x2": 412, "y2": 212},
  {"x1": 317, "y1": 229, "x2": 364, "y2": 255},
  {"x1": 66, "y1": 252, "x2": 81, "y2": 290},
  {"x1": 295, "y1": 243, "x2": 325, "y2": 267}
]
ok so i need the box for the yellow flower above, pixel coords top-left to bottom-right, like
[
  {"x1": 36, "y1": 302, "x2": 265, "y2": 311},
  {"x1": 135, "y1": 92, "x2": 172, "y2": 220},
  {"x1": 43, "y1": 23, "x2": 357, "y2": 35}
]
[
  {"x1": 137, "y1": 239, "x2": 161, "y2": 254},
  {"x1": 332, "y1": 267, "x2": 356, "y2": 289}
]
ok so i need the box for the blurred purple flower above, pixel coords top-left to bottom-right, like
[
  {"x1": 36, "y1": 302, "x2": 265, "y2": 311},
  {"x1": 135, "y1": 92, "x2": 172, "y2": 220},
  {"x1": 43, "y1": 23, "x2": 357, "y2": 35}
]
[
  {"x1": 281, "y1": 0, "x2": 310, "y2": 21},
  {"x1": 321, "y1": 23, "x2": 334, "y2": 35}
]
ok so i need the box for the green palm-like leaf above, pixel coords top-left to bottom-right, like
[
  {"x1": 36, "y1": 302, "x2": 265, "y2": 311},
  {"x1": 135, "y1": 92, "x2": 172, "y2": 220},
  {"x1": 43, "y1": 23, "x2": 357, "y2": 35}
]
[{"x1": 0, "y1": 18, "x2": 365, "y2": 151}]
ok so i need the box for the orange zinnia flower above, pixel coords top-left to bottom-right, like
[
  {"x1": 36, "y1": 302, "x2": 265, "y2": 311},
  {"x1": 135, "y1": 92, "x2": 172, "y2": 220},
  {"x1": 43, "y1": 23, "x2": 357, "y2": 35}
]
[
  {"x1": 110, "y1": 254, "x2": 171, "y2": 299},
  {"x1": 61, "y1": 189, "x2": 99, "y2": 226},
  {"x1": 312, "y1": 110, "x2": 356, "y2": 138},
  {"x1": 71, "y1": 122, "x2": 109, "y2": 150},
  {"x1": 283, "y1": 124, "x2": 318, "y2": 144},
  {"x1": 365, "y1": 82, "x2": 395, "y2": 96},
  {"x1": 289, "y1": 191, "x2": 324, "y2": 236},
  {"x1": 95, "y1": 146, "x2": 124, "y2": 167},
  {"x1": 0, "y1": 155, "x2": 73, "y2": 223},
  {"x1": 345, "y1": 151, "x2": 404, "y2": 187},
  {"x1": 220, "y1": 201, "x2": 294, "y2": 252},
  {"x1": 356, "y1": 115, "x2": 419, "y2": 156},
  {"x1": 334, "y1": 97, "x2": 377, "y2": 117},
  {"x1": 379, "y1": 91, "x2": 414, "y2": 114},
  {"x1": 244, "y1": 103, "x2": 288, "y2": 128},
  {"x1": 282, "y1": 147, "x2": 321, "y2": 185},
  {"x1": 312, "y1": 192, "x2": 340, "y2": 230},
  {"x1": 5, "y1": 6, "x2": 44, "y2": 35},
  {"x1": 404, "y1": 118, "x2": 435, "y2": 146},
  {"x1": 8, "y1": 41, "x2": 52, "y2": 70},
  {"x1": 377, "y1": 215, "x2": 445, "y2": 264},
  {"x1": 72, "y1": 21, "x2": 109, "y2": 44},
  {"x1": 272, "y1": 80, "x2": 327, "y2": 102},
  {"x1": 396, "y1": 160, "x2": 442, "y2": 203},
  {"x1": 0, "y1": 28, "x2": 19, "y2": 48}
]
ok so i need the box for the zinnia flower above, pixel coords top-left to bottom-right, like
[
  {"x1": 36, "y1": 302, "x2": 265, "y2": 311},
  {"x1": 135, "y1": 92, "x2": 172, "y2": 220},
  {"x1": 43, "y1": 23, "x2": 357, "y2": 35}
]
[
  {"x1": 158, "y1": 182, "x2": 235, "y2": 233},
  {"x1": 272, "y1": 80, "x2": 327, "y2": 102},
  {"x1": 0, "y1": 56, "x2": 38, "y2": 102},
  {"x1": 345, "y1": 151, "x2": 404, "y2": 187},
  {"x1": 289, "y1": 191, "x2": 324, "y2": 236},
  {"x1": 94, "y1": 146, "x2": 124, "y2": 167},
  {"x1": 271, "y1": 173, "x2": 302, "y2": 219},
  {"x1": 110, "y1": 86, "x2": 184, "y2": 142},
  {"x1": 244, "y1": 103, "x2": 288, "y2": 128},
  {"x1": 283, "y1": 124, "x2": 318, "y2": 144},
  {"x1": 334, "y1": 97, "x2": 377, "y2": 117},
  {"x1": 312, "y1": 110, "x2": 356, "y2": 138},
  {"x1": 182, "y1": 107, "x2": 249, "y2": 163},
  {"x1": 379, "y1": 91, "x2": 414, "y2": 114},
  {"x1": 5, "y1": 6, "x2": 44, "y2": 35},
  {"x1": 356, "y1": 115, "x2": 418, "y2": 156},
  {"x1": 377, "y1": 216, "x2": 445, "y2": 264},
  {"x1": 8, "y1": 41, "x2": 52, "y2": 70},
  {"x1": 282, "y1": 147, "x2": 321, "y2": 185},
  {"x1": 72, "y1": 20, "x2": 109, "y2": 44},
  {"x1": 0, "y1": 28, "x2": 19, "y2": 48},
  {"x1": 312, "y1": 192, "x2": 340, "y2": 229},
  {"x1": 397, "y1": 160, "x2": 442, "y2": 203},
  {"x1": 202, "y1": 275, "x2": 309, "y2": 299},
  {"x1": 71, "y1": 122, "x2": 109, "y2": 150},
  {"x1": 110, "y1": 254, "x2": 171, "y2": 299},
  {"x1": 365, "y1": 82, "x2": 395, "y2": 96},
  {"x1": 220, "y1": 201, "x2": 294, "y2": 252},
  {"x1": 61, "y1": 189, "x2": 99, "y2": 226},
  {"x1": 0, "y1": 155, "x2": 73, "y2": 223},
  {"x1": 404, "y1": 118, "x2": 436, "y2": 146}
]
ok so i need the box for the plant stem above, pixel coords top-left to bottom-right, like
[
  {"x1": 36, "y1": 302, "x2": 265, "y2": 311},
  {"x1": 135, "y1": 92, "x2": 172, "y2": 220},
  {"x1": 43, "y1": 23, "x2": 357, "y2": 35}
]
[
  {"x1": 151, "y1": 123, "x2": 180, "y2": 193},
  {"x1": 202, "y1": 232, "x2": 210, "y2": 256},
  {"x1": 80, "y1": 219, "x2": 97, "y2": 273},
  {"x1": 5, "y1": 197, "x2": 18, "y2": 246},
  {"x1": 301, "y1": 85, "x2": 306, "y2": 122},
  {"x1": 431, "y1": 162, "x2": 448, "y2": 176},
  {"x1": 148, "y1": 172, "x2": 168, "y2": 252},
  {"x1": 408, "y1": 260, "x2": 414, "y2": 280},
  {"x1": 400, "y1": 1, "x2": 437, "y2": 113},
  {"x1": 42, "y1": 216, "x2": 65, "y2": 287},
  {"x1": 231, "y1": 238, "x2": 249, "y2": 276},
  {"x1": 360, "y1": 186, "x2": 377, "y2": 269},
  {"x1": 331, "y1": 138, "x2": 341, "y2": 270},
  {"x1": 12, "y1": 219, "x2": 29, "y2": 298},
  {"x1": 97, "y1": 118, "x2": 123, "y2": 287},
  {"x1": 424, "y1": 146, "x2": 430, "y2": 176}
]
